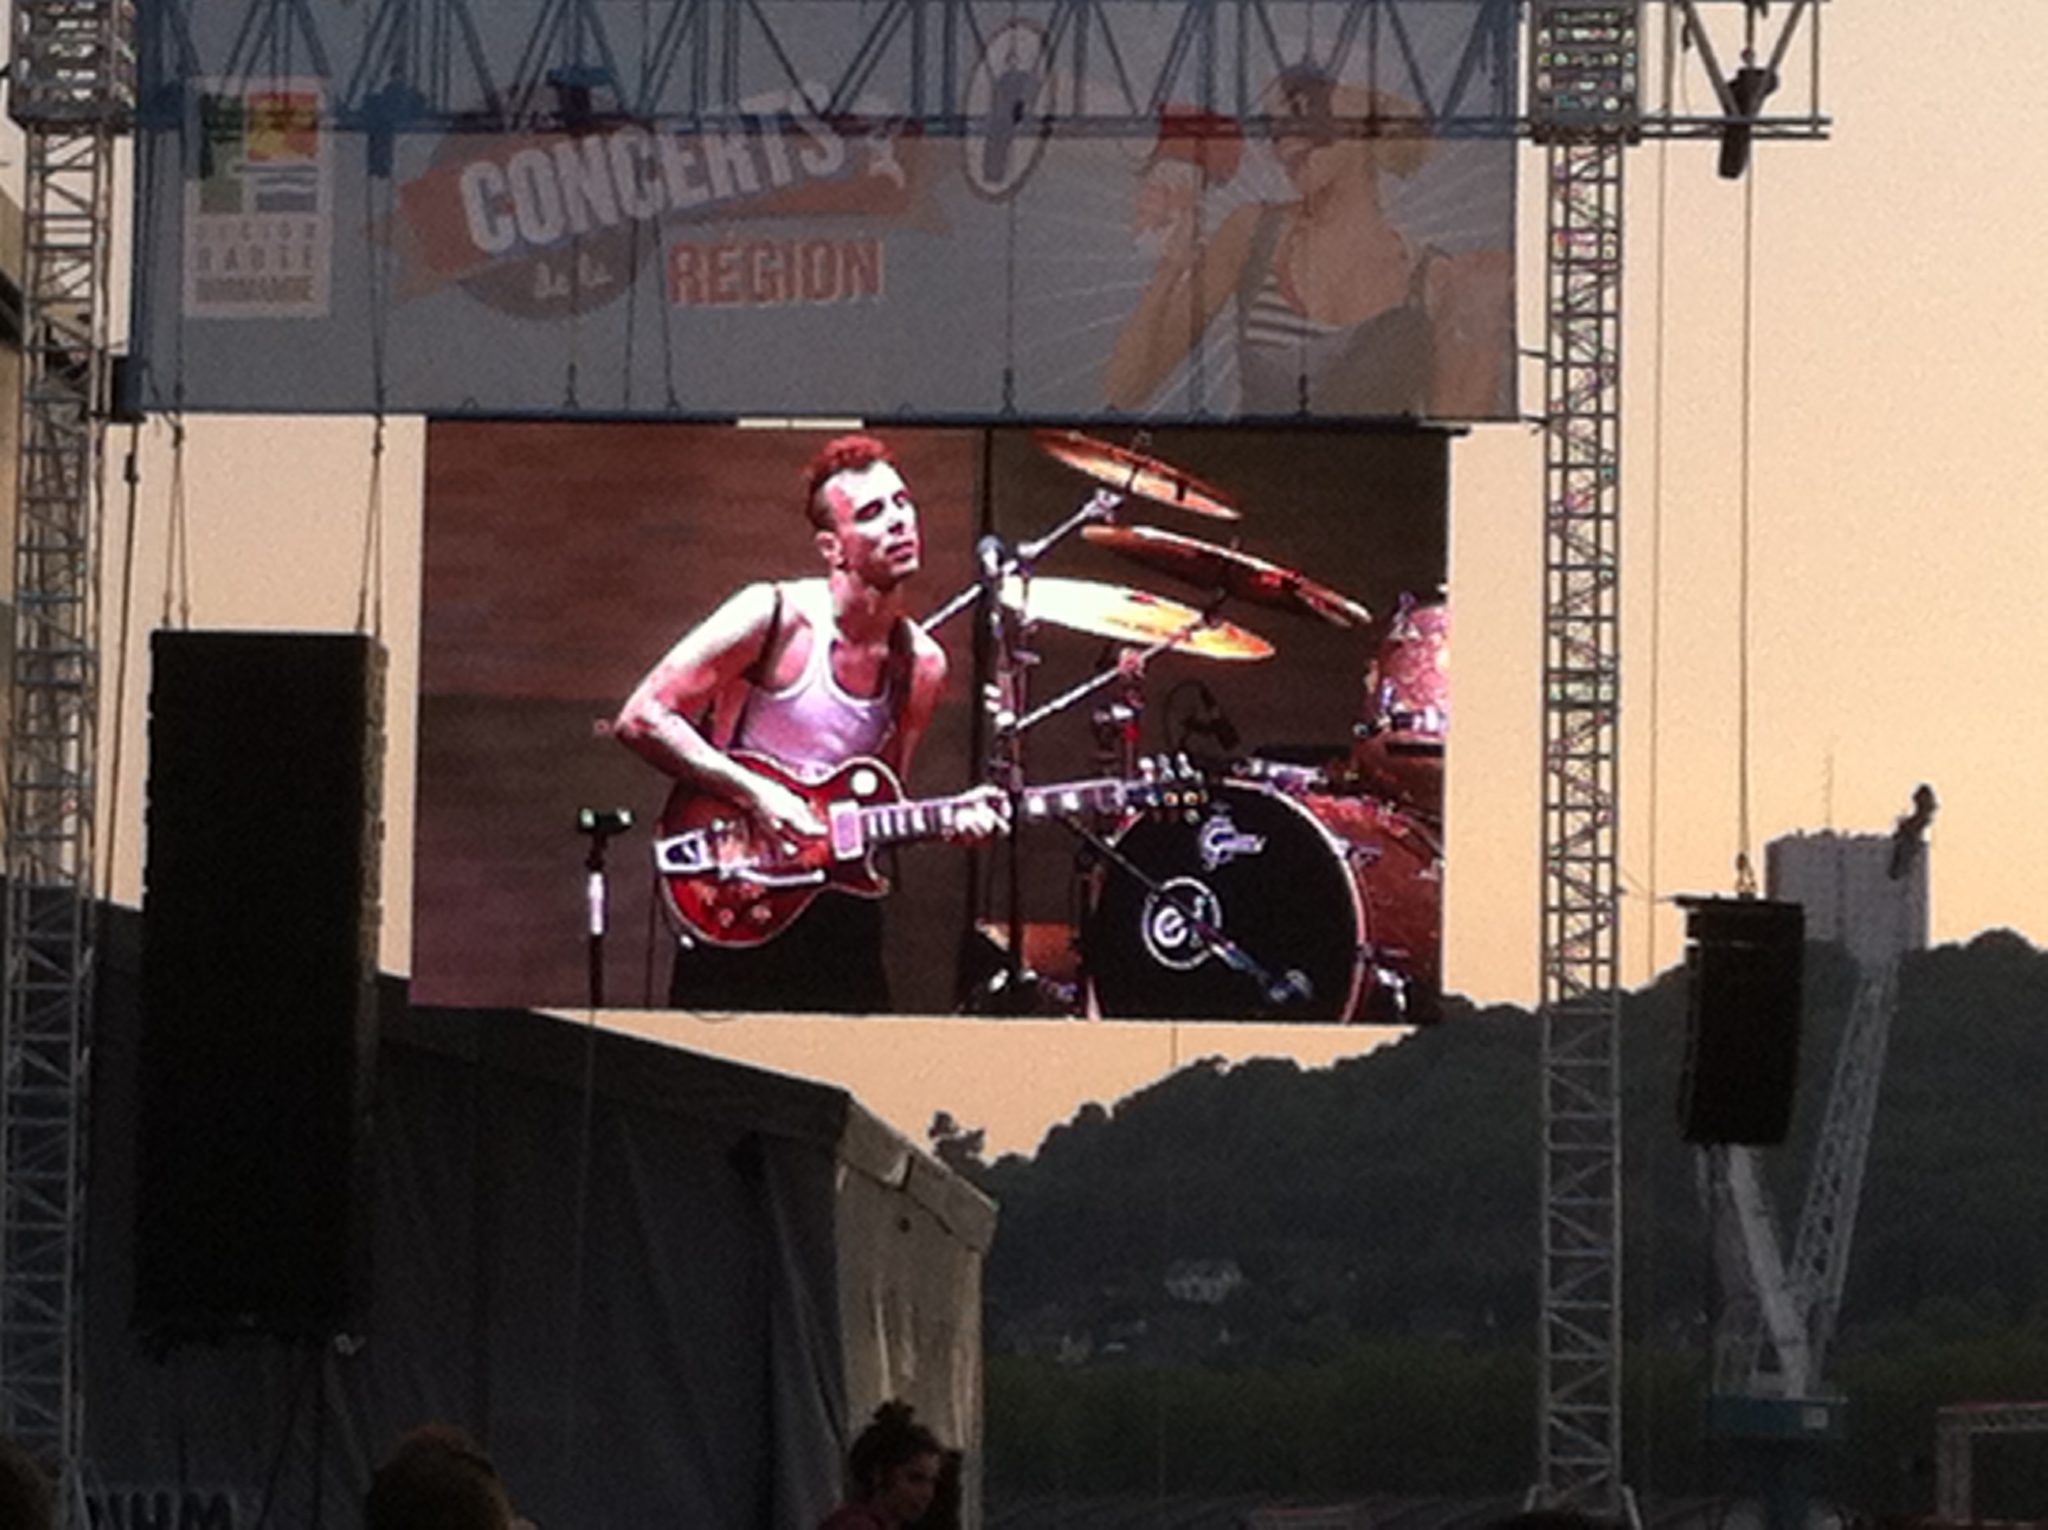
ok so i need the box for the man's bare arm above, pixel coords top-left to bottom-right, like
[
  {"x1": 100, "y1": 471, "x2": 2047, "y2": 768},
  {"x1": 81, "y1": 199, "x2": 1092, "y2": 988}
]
[
  {"x1": 882, "y1": 631, "x2": 948, "y2": 780},
  {"x1": 614, "y1": 582, "x2": 824, "y2": 835},
  {"x1": 889, "y1": 634, "x2": 1006, "y2": 841}
]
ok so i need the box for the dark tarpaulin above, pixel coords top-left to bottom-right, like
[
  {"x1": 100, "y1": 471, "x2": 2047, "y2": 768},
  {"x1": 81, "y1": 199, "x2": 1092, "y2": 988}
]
[{"x1": 84, "y1": 918, "x2": 993, "y2": 1528}]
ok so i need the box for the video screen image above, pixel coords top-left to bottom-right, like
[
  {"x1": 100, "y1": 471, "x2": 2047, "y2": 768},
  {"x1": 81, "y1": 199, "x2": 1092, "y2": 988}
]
[{"x1": 414, "y1": 421, "x2": 1448, "y2": 1022}]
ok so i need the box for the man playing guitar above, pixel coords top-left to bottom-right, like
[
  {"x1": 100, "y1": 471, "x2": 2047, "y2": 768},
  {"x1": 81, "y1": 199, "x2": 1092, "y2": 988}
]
[{"x1": 614, "y1": 434, "x2": 992, "y2": 1011}]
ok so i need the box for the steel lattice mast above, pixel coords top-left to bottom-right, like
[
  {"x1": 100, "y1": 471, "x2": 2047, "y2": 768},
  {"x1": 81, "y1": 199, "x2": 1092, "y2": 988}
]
[
  {"x1": 0, "y1": 0, "x2": 134, "y2": 1512},
  {"x1": 1535, "y1": 130, "x2": 1628, "y2": 1514}
]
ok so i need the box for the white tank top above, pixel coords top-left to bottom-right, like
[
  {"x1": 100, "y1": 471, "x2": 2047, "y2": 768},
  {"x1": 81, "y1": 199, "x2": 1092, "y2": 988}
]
[{"x1": 732, "y1": 596, "x2": 897, "y2": 780}]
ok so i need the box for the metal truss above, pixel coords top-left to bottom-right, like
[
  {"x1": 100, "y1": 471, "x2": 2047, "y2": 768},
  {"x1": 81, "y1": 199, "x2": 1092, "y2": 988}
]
[
  {"x1": 1535, "y1": 133, "x2": 1627, "y2": 1517},
  {"x1": 138, "y1": 0, "x2": 1523, "y2": 132},
  {"x1": 1937, "y1": 1402, "x2": 2048, "y2": 1524},
  {"x1": 2, "y1": 0, "x2": 134, "y2": 1518},
  {"x1": 132, "y1": 0, "x2": 1829, "y2": 144}
]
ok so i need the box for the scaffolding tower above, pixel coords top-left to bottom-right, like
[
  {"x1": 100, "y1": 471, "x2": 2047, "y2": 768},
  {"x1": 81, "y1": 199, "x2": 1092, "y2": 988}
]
[
  {"x1": 1537, "y1": 129, "x2": 1628, "y2": 1513},
  {"x1": 0, "y1": 0, "x2": 134, "y2": 1510}
]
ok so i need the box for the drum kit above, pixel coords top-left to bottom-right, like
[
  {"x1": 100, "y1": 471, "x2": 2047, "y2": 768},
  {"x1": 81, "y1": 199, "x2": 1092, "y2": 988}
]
[{"x1": 925, "y1": 429, "x2": 1448, "y2": 1025}]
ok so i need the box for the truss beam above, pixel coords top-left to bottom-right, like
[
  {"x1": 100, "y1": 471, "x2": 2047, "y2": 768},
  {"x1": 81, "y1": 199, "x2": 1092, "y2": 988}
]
[
  {"x1": 138, "y1": 0, "x2": 1524, "y2": 131},
  {"x1": 1536, "y1": 133, "x2": 1627, "y2": 1516},
  {"x1": 3, "y1": 3, "x2": 134, "y2": 1523}
]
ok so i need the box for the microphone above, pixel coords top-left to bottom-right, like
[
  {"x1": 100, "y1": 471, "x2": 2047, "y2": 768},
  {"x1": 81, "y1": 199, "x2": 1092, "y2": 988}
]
[
  {"x1": 577, "y1": 807, "x2": 633, "y2": 837},
  {"x1": 1266, "y1": 969, "x2": 1314, "y2": 1008},
  {"x1": 976, "y1": 533, "x2": 1007, "y2": 587}
]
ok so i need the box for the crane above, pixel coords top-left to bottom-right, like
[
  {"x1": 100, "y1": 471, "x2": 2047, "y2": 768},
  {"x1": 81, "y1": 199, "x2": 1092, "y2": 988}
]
[{"x1": 1706, "y1": 787, "x2": 1938, "y2": 1530}]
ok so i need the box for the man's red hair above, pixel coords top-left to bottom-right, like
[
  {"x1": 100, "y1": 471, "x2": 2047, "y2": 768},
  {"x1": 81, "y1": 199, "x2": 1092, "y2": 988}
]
[{"x1": 802, "y1": 434, "x2": 896, "y2": 529}]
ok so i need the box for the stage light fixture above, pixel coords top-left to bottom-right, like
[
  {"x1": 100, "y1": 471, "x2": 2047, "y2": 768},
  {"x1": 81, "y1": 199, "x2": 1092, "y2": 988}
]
[
  {"x1": 1529, "y1": 0, "x2": 1642, "y2": 141},
  {"x1": 1717, "y1": 62, "x2": 1780, "y2": 179}
]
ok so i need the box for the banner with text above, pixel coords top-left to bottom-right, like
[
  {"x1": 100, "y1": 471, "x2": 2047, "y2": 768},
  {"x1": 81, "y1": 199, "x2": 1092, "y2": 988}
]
[{"x1": 132, "y1": 0, "x2": 1518, "y2": 422}]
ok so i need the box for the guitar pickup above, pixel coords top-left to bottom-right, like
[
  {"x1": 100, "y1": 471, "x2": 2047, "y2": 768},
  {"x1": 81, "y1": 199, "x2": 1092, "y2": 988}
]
[{"x1": 827, "y1": 800, "x2": 867, "y2": 859}]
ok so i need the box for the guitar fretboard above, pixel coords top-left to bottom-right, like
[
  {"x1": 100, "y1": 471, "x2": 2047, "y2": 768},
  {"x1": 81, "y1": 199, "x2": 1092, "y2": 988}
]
[{"x1": 858, "y1": 778, "x2": 1159, "y2": 847}]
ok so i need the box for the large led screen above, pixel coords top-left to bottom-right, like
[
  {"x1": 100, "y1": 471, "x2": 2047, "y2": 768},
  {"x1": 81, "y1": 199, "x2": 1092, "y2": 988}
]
[{"x1": 415, "y1": 421, "x2": 1449, "y2": 1022}]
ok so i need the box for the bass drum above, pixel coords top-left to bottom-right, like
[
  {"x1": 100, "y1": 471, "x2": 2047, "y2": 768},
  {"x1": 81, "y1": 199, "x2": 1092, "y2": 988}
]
[{"x1": 1084, "y1": 781, "x2": 1442, "y2": 1023}]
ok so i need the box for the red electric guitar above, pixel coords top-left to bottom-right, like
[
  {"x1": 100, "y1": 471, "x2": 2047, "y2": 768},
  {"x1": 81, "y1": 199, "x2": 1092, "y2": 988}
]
[{"x1": 653, "y1": 750, "x2": 1203, "y2": 947}]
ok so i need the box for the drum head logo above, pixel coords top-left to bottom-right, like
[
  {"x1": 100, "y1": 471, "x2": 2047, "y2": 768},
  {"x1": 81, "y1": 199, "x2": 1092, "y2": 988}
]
[
  {"x1": 1141, "y1": 877, "x2": 1223, "y2": 972},
  {"x1": 1198, "y1": 810, "x2": 1266, "y2": 871}
]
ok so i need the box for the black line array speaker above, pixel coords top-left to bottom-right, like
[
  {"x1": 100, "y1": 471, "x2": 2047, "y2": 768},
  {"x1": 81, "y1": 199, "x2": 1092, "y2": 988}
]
[
  {"x1": 1678, "y1": 896, "x2": 1805, "y2": 1147},
  {"x1": 137, "y1": 630, "x2": 385, "y2": 1341}
]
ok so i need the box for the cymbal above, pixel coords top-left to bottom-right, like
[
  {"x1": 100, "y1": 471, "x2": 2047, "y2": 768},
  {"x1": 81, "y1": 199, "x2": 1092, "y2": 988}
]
[
  {"x1": 1002, "y1": 575, "x2": 1273, "y2": 661},
  {"x1": 1080, "y1": 524, "x2": 1373, "y2": 628},
  {"x1": 1033, "y1": 429, "x2": 1241, "y2": 520}
]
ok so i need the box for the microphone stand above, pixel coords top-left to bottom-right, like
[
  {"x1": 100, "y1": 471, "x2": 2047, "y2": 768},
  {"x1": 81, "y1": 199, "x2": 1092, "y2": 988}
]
[
  {"x1": 918, "y1": 487, "x2": 1124, "y2": 636},
  {"x1": 985, "y1": 534, "x2": 1036, "y2": 1012},
  {"x1": 577, "y1": 807, "x2": 633, "y2": 1011},
  {"x1": 928, "y1": 490, "x2": 1121, "y2": 1014},
  {"x1": 1009, "y1": 594, "x2": 1231, "y2": 737}
]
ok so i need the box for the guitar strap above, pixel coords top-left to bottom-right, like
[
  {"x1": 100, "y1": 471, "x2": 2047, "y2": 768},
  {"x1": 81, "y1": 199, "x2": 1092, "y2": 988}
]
[{"x1": 882, "y1": 612, "x2": 916, "y2": 748}]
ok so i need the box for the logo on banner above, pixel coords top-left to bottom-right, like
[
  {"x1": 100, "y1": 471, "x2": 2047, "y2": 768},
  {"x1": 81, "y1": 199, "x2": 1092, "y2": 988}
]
[
  {"x1": 184, "y1": 80, "x2": 331, "y2": 319},
  {"x1": 388, "y1": 88, "x2": 941, "y2": 321},
  {"x1": 962, "y1": 21, "x2": 1056, "y2": 200}
]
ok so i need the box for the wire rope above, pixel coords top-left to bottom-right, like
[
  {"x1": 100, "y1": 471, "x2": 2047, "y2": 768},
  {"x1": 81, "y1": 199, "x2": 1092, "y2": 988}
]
[
  {"x1": 1644, "y1": 67, "x2": 1675, "y2": 983},
  {"x1": 161, "y1": 413, "x2": 192, "y2": 628},
  {"x1": 1734, "y1": 154, "x2": 1758, "y2": 897},
  {"x1": 354, "y1": 416, "x2": 388, "y2": 641},
  {"x1": 100, "y1": 424, "x2": 145, "y2": 903},
  {"x1": 357, "y1": 163, "x2": 397, "y2": 642}
]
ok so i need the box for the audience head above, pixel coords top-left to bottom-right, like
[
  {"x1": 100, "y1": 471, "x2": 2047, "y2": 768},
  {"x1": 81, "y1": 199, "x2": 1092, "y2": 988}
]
[
  {"x1": 846, "y1": 1400, "x2": 945, "y2": 1526},
  {"x1": 365, "y1": 1424, "x2": 517, "y2": 1530},
  {"x1": 0, "y1": 1436, "x2": 57, "y2": 1530}
]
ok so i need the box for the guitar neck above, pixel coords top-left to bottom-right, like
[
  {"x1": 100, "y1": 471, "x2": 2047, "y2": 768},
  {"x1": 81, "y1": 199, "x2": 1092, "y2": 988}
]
[{"x1": 855, "y1": 778, "x2": 1143, "y2": 849}]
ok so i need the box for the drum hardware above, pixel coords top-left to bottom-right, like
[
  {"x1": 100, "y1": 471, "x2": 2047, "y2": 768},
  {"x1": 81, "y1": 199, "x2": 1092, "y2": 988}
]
[
  {"x1": 1355, "y1": 709, "x2": 1447, "y2": 743},
  {"x1": 921, "y1": 429, "x2": 1242, "y2": 638},
  {"x1": 1162, "y1": 678, "x2": 1242, "y2": 761},
  {"x1": 959, "y1": 918, "x2": 1085, "y2": 1017},
  {"x1": 1089, "y1": 663, "x2": 1146, "y2": 780},
  {"x1": 1360, "y1": 959, "x2": 1416, "y2": 1024},
  {"x1": 1007, "y1": 582, "x2": 1269, "y2": 746},
  {"x1": 1233, "y1": 755, "x2": 1331, "y2": 794}
]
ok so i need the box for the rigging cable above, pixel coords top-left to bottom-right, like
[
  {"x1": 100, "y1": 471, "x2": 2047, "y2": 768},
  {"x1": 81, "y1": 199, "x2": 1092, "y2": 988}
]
[
  {"x1": 100, "y1": 423, "x2": 146, "y2": 903},
  {"x1": 356, "y1": 161, "x2": 397, "y2": 641},
  {"x1": 1644, "y1": 85, "x2": 1674, "y2": 981},
  {"x1": 1629, "y1": 3, "x2": 1683, "y2": 1497},
  {"x1": 1734, "y1": 144, "x2": 1759, "y2": 897},
  {"x1": 161, "y1": 412, "x2": 192, "y2": 629}
]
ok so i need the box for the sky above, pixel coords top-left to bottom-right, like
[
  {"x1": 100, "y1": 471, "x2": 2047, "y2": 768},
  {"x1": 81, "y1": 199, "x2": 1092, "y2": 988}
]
[{"x1": 67, "y1": 3, "x2": 2048, "y2": 1156}]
